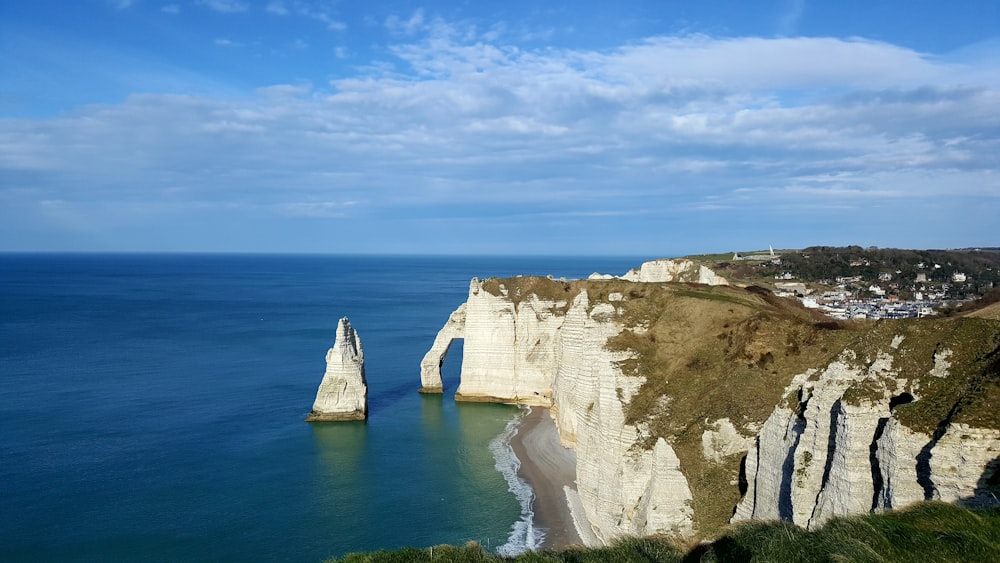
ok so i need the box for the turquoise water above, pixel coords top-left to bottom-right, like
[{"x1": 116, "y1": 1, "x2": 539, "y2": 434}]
[{"x1": 0, "y1": 254, "x2": 642, "y2": 561}]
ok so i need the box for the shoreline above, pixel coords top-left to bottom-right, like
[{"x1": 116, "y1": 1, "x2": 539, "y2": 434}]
[{"x1": 508, "y1": 406, "x2": 584, "y2": 550}]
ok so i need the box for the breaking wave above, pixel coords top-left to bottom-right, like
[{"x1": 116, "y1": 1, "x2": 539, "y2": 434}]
[{"x1": 489, "y1": 406, "x2": 545, "y2": 556}]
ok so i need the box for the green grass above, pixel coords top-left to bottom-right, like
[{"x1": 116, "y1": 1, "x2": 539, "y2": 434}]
[
  {"x1": 327, "y1": 503, "x2": 1000, "y2": 563},
  {"x1": 334, "y1": 543, "x2": 496, "y2": 563},
  {"x1": 683, "y1": 252, "x2": 741, "y2": 263},
  {"x1": 701, "y1": 502, "x2": 1000, "y2": 563},
  {"x1": 480, "y1": 277, "x2": 580, "y2": 313},
  {"x1": 833, "y1": 317, "x2": 1000, "y2": 433}
]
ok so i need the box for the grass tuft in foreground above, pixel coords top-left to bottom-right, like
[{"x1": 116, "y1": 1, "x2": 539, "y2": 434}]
[{"x1": 328, "y1": 503, "x2": 1000, "y2": 562}]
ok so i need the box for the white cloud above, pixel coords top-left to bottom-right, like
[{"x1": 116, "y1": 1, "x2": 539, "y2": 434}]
[
  {"x1": 196, "y1": 0, "x2": 248, "y2": 14},
  {"x1": 3, "y1": 32, "x2": 999, "y2": 251},
  {"x1": 266, "y1": 1, "x2": 288, "y2": 15},
  {"x1": 256, "y1": 83, "x2": 313, "y2": 97},
  {"x1": 266, "y1": 1, "x2": 347, "y2": 31},
  {"x1": 386, "y1": 9, "x2": 427, "y2": 36},
  {"x1": 279, "y1": 200, "x2": 359, "y2": 218},
  {"x1": 161, "y1": 4, "x2": 180, "y2": 14}
]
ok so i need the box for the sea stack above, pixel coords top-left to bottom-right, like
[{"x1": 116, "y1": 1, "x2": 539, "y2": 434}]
[{"x1": 306, "y1": 317, "x2": 368, "y2": 422}]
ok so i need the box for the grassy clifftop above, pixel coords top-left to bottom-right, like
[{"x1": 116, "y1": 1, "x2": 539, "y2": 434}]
[{"x1": 329, "y1": 502, "x2": 1000, "y2": 562}]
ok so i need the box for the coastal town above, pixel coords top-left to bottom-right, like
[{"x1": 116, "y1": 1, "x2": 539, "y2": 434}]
[{"x1": 723, "y1": 246, "x2": 1000, "y2": 320}]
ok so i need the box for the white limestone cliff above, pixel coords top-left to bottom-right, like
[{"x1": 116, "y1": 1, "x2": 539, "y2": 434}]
[
  {"x1": 620, "y1": 259, "x2": 729, "y2": 285},
  {"x1": 702, "y1": 418, "x2": 755, "y2": 463},
  {"x1": 457, "y1": 282, "x2": 564, "y2": 404},
  {"x1": 420, "y1": 278, "x2": 564, "y2": 405},
  {"x1": 587, "y1": 258, "x2": 728, "y2": 285},
  {"x1": 552, "y1": 292, "x2": 693, "y2": 542},
  {"x1": 872, "y1": 417, "x2": 926, "y2": 510},
  {"x1": 420, "y1": 303, "x2": 466, "y2": 392},
  {"x1": 733, "y1": 346, "x2": 1000, "y2": 529},
  {"x1": 420, "y1": 279, "x2": 696, "y2": 542},
  {"x1": 306, "y1": 317, "x2": 367, "y2": 422},
  {"x1": 924, "y1": 424, "x2": 1000, "y2": 505}
]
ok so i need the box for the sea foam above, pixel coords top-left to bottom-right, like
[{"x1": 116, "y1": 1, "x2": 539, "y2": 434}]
[{"x1": 489, "y1": 406, "x2": 545, "y2": 556}]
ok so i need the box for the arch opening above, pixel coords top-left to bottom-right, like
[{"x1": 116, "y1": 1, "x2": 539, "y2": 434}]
[{"x1": 439, "y1": 337, "x2": 464, "y2": 394}]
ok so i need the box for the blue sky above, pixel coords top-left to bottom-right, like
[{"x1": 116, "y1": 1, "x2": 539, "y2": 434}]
[{"x1": 1, "y1": 1, "x2": 998, "y2": 255}]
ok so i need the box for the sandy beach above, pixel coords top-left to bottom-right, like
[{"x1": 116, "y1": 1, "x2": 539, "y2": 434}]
[{"x1": 509, "y1": 407, "x2": 584, "y2": 550}]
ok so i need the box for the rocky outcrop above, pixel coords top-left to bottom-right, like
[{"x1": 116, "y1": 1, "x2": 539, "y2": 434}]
[
  {"x1": 420, "y1": 278, "x2": 564, "y2": 405},
  {"x1": 620, "y1": 259, "x2": 728, "y2": 286},
  {"x1": 587, "y1": 258, "x2": 728, "y2": 285},
  {"x1": 306, "y1": 317, "x2": 367, "y2": 422},
  {"x1": 455, "y1": 281, "x2": 564, "y2": 404},
  {"x1": 702, "y1": 418, "x2": 755, "y2": 463},
  {"x1": 420, "y1": 303, "x2": 466, "y2": 393}
]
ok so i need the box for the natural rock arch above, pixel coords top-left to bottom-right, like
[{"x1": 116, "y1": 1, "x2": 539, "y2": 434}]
[{"x1": 419, "y1": 303, "x2": 466, "y2": 393}]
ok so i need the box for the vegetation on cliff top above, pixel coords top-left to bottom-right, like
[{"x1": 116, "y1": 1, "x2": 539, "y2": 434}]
[
  {"x1": 606, "y1": 282, "x2": 1000, "y2": 535},
  {"x1": 481, "y1": 276, "x2": 581, "y2": 313},
  {"x1": 836, "y1": 316, "x2": 1000, "y2": 434},
  {"x1": 693, "y1": 246, "x2": 1000, "y2": 301},
  {"x1": 477, "y1": 274, "x2": 1000, "y2": 537},
  {"x1": 328, "y1": 502, "x2": 1000, "y2": 563},
  {"x1": 600, "y1": 282, "x2": 862, "y2": 535}
]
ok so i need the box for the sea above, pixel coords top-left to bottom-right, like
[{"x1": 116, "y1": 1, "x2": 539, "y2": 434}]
[{"x1": 0, "y1": 253, "x2": 644, "y2": 562}]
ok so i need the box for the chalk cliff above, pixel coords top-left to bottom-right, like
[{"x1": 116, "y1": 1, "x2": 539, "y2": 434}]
[
  {"x1": 552, "y1": 291, "x2": 694, "y2": 541},
  {"x1": 422, "y1": 274, "x2": 1000, "y2": 542},
  {"x1": 420, "y1": 278, "x2": 564, "y2": 404},
  {"x1": 588, "y1": 258, "x2": 729, "y2": 285},
  {"x1": 307, "y1": 317, "x2": 367, "y2": 422},
  {"x1": 621, "y1": 258, "x2": 729, "y2": 286},
  {"x1": 733, "y1": 321, "x2": 1000, "y2": 529},
  {"x1": 421, "y1": 278, "x2": 695, "y2": 541}
]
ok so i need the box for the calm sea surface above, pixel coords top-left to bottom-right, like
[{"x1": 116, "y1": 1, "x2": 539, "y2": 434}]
[{"x1": 0, "y1": 254, "x2": 643, "y2": 562}]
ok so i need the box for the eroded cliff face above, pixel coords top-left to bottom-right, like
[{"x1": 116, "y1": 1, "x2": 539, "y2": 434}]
[
  {"x1": 421, "y1": 278, "x2": 695, "y2": 541},
  {"x1": 592, "y1": 258, "x2": 729, "y2": 285},
  {"x1": 307, "y1": 317, "x2": 367, "y2": 422},
  {"x1": 420, "y1": 278, "x2": 565, "y2": 405},
  {"x1": 733, "y1": 321, "x2": 1000, "y2": 529},
  {"x1": 421, "y1": 276, "x2": 1000, "y2": 542},
  {"x1": 552, "y1": 292, "x2": 694, "y2": 541}
]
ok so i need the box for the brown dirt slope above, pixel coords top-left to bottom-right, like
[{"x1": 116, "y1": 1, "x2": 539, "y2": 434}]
[{"x1": 965, "y1": 300, "x2": 1000, "y2": 320}]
